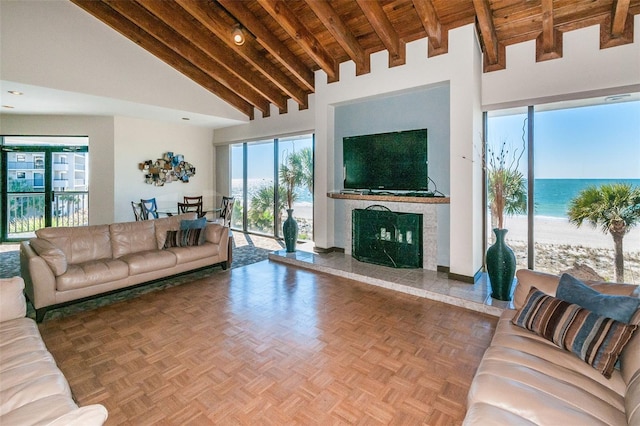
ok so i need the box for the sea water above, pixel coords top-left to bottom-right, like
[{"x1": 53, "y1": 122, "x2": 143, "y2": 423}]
[{"x1": 533, "y1": 179, "x2": 640, "y2": 218}]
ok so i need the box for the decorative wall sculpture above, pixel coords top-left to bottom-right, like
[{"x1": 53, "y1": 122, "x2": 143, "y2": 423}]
[{"x1": 139, "y1": 152, "x2": 196, "y2": 186}]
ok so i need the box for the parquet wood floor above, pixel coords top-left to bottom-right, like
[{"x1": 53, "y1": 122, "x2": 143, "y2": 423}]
[{"x1": 38, "y1": 261, "x2": 497, "y2": 425}]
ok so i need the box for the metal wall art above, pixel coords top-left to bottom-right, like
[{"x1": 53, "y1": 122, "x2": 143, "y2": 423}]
[{"x1": 139, "y1": 152, "x2": 196, "y2": 186}]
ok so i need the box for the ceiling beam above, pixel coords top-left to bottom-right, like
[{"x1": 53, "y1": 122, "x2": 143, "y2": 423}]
[
  {"x1": 70, "y1": 0, "x2": 254, "y2": 118},
  {"x1": 411, "y1": 0, "x2": 447, "y2": 57},
  {"x1": 536, "y1": 0, "x2": 563, "y2": 61},
  {"x1": 257, "y1": 0, "x2": 338, "y2": 83},
  {"x1": 356, "y1": 0, "x2": 405, "y2": 67},
  {"x1": 176, "y1": 0, "x2": 308, "y2": 109},
  {"x1": 472, "y1": 0, "x2": 505, "y2": 71},
  {"x1": 134, "y1": 0, "x2": 287, "y2": 112},
  {"x1": 99, "y1": 0, "x2": 270, "y2": 116},
  {"x1": 304, "y1": 0, "x2": 370, "y2": 76},
  {"x1": 612, "y1": 0, "x2": 631, "y2": 36},
  {"x1": 216, "y1": 0, "x2": 314, "y2": 92}
]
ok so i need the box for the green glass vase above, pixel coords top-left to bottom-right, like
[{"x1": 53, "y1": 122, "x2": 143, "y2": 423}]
[
  {"x1": 486, "y1": 228, "x2": 516, "y2": 301},
  {"x1": 283, "y1": 209, "x2": 298, "y2": 253}
]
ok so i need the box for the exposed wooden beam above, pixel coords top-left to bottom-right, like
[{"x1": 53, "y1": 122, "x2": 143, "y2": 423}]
[
  {"x1": 217, "y1": 0, "x2": 314, "y2": 92},
  {"x1": 70, "y1": 0, "x2": 254, "y2": 118},
  {"x1": 134, "y1": 0, "x2": 286, "y2": 112},
  {"x1": 411, "y1": 0, "x2": 447, "y2": 57},
  {"x1": 304, "y1": 0, "x2": 370, "y2": 75},
  {"x1": 356, "y1": 0, "x2": 405, "y2": 67},
  {"x1": 536, "y1": 0, "x2": 563, "y2": 61},
  {"x1": 472, "y1": 0, "x2": 505, "y2": 71},
  {"x1": 612, "y1": 0, "x2": 631, "y2": 36},
  {"x1": 257, "y1": 0, "x2": 338, "y2": 83},
  {"x1": 176, "y1": 0, "x2": 308, "y2": 109}
]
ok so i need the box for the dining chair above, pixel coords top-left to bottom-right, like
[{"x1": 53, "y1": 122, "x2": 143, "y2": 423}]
[
  {"x1": 140, "y1": 198, "x2": 159, "y2": 220},
  {"x1": 214, "y1": 196, "x2": 235, "y2": 227},
  {"x1": 182, "y1": 196, "x2": 207, "y2": 218},
  {"x1": 177, "y1": 202, "x2": 201, "y2": 215},
  {"x1": 131, "y1": 201, "x2": 144, "y2": 221}
]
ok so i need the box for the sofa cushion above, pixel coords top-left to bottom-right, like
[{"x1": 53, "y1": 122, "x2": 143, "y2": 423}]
[
  {"x1": 154, "y1": 213, "x2": 196, "y2": 249},
  {"x1": 36, "y1": 225, "x2": 112, "y2": 265},
  {"x1": 56, "y1": 259, "x2": 129, "y2": 291},
  {"x1": 110, "y1": 220, "x2": 157, "y2": 258},
  {"x1": 557, "y1": 273, "x2": 640, "y2": 324},
  {"x1": 512, "y1": 287, "x2": 638, "y2": 378},
  {"x1": 118, "y1": 250, "x2": 177, "y2": 275},
  {"x1": 166, "y1": 243, "x2": 220, "y2": 264},
  {"x1": 28, "y1": 239, "x2": 68, "y2": 276},
  {"x1": 0, "y1": 277, "x2": 26, "y2": 322}
]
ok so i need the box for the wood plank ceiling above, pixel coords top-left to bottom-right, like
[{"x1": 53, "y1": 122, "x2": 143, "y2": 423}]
[{"x1": 71, "y1": 0, "x2": 640, "y2": 120}]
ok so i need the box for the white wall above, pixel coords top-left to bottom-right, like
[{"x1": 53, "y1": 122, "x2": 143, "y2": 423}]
[
  {"x1": 0, "y1": 115, "x2": 115, "y2": 225},
  {"x1": 0, "y1": 0, "x2": 244, "y2": 121},
  {"x1": 113, "y1": 117, "x2": 215, "y2": 223},
  {"x1": 1, "y1": 114, "x2": 216, "y2": 225},
  {"x1": 482, "y1": 15, "x2": 640, "y2": 109}
]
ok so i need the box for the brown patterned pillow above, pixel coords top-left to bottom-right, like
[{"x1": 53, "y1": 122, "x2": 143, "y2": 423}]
[
  {"x1": 163, "y1": 228, "x2": 203, "y2": 248},
  {"x1": 512, "y1": 287, "x2": 638, "y2": 378}
]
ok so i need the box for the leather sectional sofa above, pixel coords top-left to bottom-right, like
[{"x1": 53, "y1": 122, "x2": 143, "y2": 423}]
[
  {"x1": 464, "y1": 269, "x2": 640, "y2": 425},
  {"x1": 20, "y1": 213, "x2": 229, "y2": 322},
  {"x1": 0, "y1": 276, "x2": 108, "y2": 424}
]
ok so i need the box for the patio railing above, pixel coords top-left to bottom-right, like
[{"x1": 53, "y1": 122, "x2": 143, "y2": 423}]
[{"x1": 7, "y1": 192, "x2": 89, "y2": 238}]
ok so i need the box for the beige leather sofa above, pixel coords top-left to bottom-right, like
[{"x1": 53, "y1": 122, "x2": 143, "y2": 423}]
[
  {"x1": 0, "y1": 276, "x2": 108, "y2": 424},
  {"x1": 464, "y1": 269, "x2": 640, "y2": 425},
  {"x1": 20, "y1": 213, "x2": 229, "y2": 322}
]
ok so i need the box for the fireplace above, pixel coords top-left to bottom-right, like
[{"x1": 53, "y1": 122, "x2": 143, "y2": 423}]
[{"x1": 352, "y1": 206, "x2": 423, "y2": 268}]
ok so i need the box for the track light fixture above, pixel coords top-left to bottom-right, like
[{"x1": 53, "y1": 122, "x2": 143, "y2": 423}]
[{"x1": 232, "y1": 24, "x2": 245, "y2": 46}]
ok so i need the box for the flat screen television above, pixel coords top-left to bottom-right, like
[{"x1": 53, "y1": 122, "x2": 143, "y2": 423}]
[{"x1": 343, "y1": 128, "x2": 428, "y2": 191}]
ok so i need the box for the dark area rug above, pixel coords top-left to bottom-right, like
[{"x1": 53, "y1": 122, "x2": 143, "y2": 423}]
[{"x1": 0, "y1": 240, "x2": 273, "y2": 321}]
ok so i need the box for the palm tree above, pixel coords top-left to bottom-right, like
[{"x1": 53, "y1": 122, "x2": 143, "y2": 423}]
[
  {"x1": 248, "y1": 183, "x2": 287, "y2": 233},
  {"x1": 567, "y1": 183, "x2": 640, "y2": 282},
  {"x1": 279, "y1": 147, "x2": 312, "y2": 210}
]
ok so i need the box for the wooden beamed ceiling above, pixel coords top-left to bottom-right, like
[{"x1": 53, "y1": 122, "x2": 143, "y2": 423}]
[{"x1": 71, "y1": 0, "x2": 640, "y2": 120}]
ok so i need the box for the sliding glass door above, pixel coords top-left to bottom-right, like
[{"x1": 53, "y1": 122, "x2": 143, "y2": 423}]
[
  {"x1": 1, "y1": 137, "x2": 89, "y2": 241},
  {"x1": 230, "y1": 133, "x2": 314, "y2": 241}
]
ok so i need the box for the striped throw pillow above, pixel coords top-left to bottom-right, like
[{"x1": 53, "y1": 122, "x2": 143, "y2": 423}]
[
  {"x1": 163, "y1": 228, "x2": 203, "y2": 248},
  {"x1": 512, "y1": 287, "x2": 638, "y2": 378}
]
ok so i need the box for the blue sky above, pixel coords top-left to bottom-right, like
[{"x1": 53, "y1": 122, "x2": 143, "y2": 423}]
[{"x1": 488, "y1": 100, "x2": 640, "y2": 179}]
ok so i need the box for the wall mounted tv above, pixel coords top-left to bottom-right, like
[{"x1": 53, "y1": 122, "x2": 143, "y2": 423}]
[{"x1": 343, "y1": 128, "x2": 428, "y2": 191}]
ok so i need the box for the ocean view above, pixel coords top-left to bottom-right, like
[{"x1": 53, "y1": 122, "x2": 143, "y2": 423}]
[{"x1": 530, "y1": 178, "x2": 640, "y2": 218}]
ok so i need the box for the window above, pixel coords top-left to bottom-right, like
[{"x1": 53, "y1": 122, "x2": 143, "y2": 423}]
[
  {"x1": 487, "y1": 97, "x2": 640, "y2": 283},
  {"x1": 16, "y1": 154, "x2": 25, "y2": 162},
  {"x1": 16, "y1": 172, "x2": 25, "y2": 179},
  {"x1": 231, "y1": 134, "x2": 314, "y2": 241}
]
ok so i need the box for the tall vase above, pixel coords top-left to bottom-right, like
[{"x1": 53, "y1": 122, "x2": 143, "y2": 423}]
[
  {"x1": 486, "y1": 228, "x2": 516, "y2": 301},
  {"x1": 283, "y1": 209, "x2": 298, "y2": 253}
]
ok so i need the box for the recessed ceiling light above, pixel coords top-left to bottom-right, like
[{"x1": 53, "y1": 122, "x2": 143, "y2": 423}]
[
  {"x1": 182, "y1": 117, "x2": 190, "y2": 121},
  {"x1": 604, "y1": 94, "x2": 631, "y2": 102},
  {"x1": 2, "y1": 105, "x2": 15, "y2": 109},
  {"x1": 8, "y1": 90, "x2": 23, "y2": 95}
]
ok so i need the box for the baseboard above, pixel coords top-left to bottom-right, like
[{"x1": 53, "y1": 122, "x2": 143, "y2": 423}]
[{"x1": 448, "y1": 267, "x2": 483, "y2": 284}]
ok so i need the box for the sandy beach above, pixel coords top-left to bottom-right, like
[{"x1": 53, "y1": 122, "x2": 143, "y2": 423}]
[{"x1": 503, "y1": 215, "x2": 640, "y2": 250}]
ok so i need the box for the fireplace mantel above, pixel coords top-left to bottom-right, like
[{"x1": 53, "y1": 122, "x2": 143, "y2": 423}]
[{"x1": 327, "y1": 192, "x2": 450, "y2": 204}]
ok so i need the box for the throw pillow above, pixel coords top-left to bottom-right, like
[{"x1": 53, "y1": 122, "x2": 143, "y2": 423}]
[
  {"x1": 512, "y1": 287, "x2": 638, "y2": 378},
  {"x1": 163, "y1": 228, "x2": 203, "y2": 248},
  {"x1": 180, "y1": 217, "x2": 206, "y2": 230},
  {"x1": 557, "y1": 273, "x2": 640, "y2": 324},
  {"x1": 180, "y1": 217, "x2": 207, "y2": 245}
]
